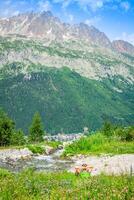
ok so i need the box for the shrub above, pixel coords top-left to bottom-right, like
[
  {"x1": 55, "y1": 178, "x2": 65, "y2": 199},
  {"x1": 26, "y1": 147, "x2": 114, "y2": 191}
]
[
  {"x1": 101, "y1": 122, "x2": 134, "y2": 142},
  {"x1": 101, "y1": 121, "x2": 116, "y2": 137},
  {"x1": 44, "y1": 141, "x2": 62, "y2": 149},
  {"x1": 10, "y1": 129, "x2": 26, "y2": 146},
  {"x1": 27, "y1": 145, "x2": 45, "y2": 154},
  {"x1": 115, "y1": 126, "x2": 134, "y2": 141},
  {"x1": 125, "y1": 126, "x2": 134, "y2": 141}
]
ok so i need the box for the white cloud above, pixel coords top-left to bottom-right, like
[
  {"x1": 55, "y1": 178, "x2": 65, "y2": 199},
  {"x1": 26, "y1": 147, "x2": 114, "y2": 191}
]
[
  {"x1": 53, "y1": 0, "x2": 71, "y2": 8},
  {"x1": 117, "y1": 32, "x2": 134, "y2": 45},
  {"x1": 120, "y1": 1, "x2": 130, "y2": 11},
  {"x1": 78, "y1": 0, "x2": 104, "y2": 11},
  {"x1": 53, "y1": 0, "x2": 132, "y2": 12},
  {"x1": 53, "y1": 0, "x2": 111, "y2": 11},
  {"x1": 85, "y1": 16, "x2": 101, "y2": 26},
  {"x1": 38, "y1": 0, "x2": 52, "y2": 11}
]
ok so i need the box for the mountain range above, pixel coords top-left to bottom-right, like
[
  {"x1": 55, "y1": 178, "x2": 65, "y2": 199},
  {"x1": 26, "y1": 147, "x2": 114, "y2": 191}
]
[{"x1": 0, "y1": 11, "x2": 134, "y2": 133}]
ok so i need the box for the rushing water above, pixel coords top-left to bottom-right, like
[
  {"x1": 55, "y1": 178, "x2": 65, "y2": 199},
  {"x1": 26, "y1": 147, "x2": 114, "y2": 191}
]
[{"x1": 0, "y1": 149, "x2": 74, "y2": 172}]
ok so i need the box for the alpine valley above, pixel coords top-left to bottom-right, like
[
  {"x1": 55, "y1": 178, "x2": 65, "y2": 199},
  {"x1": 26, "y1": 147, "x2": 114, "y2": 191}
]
[{"x1": 0, "y1": 11, "x2": 134, "y2": 134}]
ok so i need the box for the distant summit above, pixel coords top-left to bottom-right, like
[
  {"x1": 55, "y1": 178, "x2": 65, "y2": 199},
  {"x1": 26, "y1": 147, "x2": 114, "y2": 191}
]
[
  {"x1": 0, "y1": 11, "x2": 111, "y2": 48},
  {"x1": 112, "y1": 40, "x2": 134, "y2": 55},
  {"x1": 1, "y1": 11, "x2": 134, "y2": 53}
]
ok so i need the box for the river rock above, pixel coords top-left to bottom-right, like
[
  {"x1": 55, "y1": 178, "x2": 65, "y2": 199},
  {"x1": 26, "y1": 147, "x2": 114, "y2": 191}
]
[
  {"x1": 58, "y1": 145, "x2": 63, "y2": 150},
  {"x1": 45, "y1": 146, "x2": 55, "y2": 155},
  {"x1": 0, "y1": 148, "x2": 33, "y2": 162}
]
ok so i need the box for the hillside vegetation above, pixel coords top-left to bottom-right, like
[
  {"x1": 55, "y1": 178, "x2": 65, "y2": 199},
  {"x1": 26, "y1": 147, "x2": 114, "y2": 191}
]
[
  {"x1": 0, "y1": 66, "x2": 134, "y2": 133},
  {"x1": 0, "y1": 35, "x2": 134, "y2": 133}
]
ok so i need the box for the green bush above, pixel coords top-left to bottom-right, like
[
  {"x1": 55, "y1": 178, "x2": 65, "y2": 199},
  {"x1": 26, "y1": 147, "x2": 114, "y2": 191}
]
[
  {"x1": 101, "y1": 121, "x2": 116, "y2": 137},
  {"x1": 44, "y1": 141, "x2": 62, "y2": 148},
  {"x1": 27, "y1": 145, "x2": 45, "y2": 154},
  {"x1": 125, "y1": 126, "x2": 134, "y2": 141},
  {"x1": 101, "y1": 122, "x2": 134, "y2": 142},
  {"x1": 115, "y1": 126, "x2": 134, "y2": 141},
  {"x1": 10, "y1": 129, "x2": 26, "y2": 146}
]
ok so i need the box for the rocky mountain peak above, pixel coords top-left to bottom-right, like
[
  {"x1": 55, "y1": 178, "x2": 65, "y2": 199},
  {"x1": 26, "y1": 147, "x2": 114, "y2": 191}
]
[
  {"x1": 41, "y1": 10, "x2": 53, "y2": 18},
  {"x1": 0, "y1": 11, "x2": 111, "y2": 47},
  {"x1": 112, "y1": 40, "x2": 134, "y2": 55},
  {"x1": 0, "y1": 11, "x2": 134, "y2": 52}
]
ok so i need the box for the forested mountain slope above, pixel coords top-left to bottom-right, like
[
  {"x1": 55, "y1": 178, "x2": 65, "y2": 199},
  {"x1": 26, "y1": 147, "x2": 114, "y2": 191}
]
[{"x1": 0, "y1": 11, "x2": 134, "y2": 133}]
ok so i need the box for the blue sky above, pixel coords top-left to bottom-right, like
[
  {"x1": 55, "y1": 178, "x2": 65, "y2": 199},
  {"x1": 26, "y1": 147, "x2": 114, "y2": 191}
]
[{"x1": 0, "y1": 0, "x2": 134, "y2": 44}]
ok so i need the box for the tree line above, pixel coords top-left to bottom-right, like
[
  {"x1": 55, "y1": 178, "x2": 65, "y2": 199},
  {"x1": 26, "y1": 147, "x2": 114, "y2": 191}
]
[
  {"x1": 0, "y1": 108, "x2": 45, "y2": 146},
  {"x1": 0, "y1": 108, "x2": 133, "y2": 147}
]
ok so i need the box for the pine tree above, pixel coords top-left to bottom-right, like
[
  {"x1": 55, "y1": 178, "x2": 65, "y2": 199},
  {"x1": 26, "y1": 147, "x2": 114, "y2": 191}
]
[
  {"x1": 10, "y1": 129, "x2": 26, "y2": 146},
  {"x1": 28, "y1": 112, "x2": 44, "y2": 142},
  {"x1": 0, "y1": 108, "x2": 15, "y2": 146}
]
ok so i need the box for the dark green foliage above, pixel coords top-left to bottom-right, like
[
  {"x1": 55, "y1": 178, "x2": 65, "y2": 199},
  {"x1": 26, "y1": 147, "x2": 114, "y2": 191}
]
[
  {"x1": 101, "y1": 121, "x2": 116, "y2": 137},
  {"x1": 0, "y1": 109, "x2": 15, "y2": 146},
  {"x1": 28, "y1": 112, "x2": 44, "y2": 142},
  {"x1": 10, "y1": 129, "x2": 26, "y2": 146},
  {"x1": 115, "y1": 126, "x2": 134, "y2": 141},
  {"x1": 101, "y1": 121, "x2": 134, "y2": 141},
  {"x1": 125, "y1": 126, "x2": 134, "y2": 141},
  {"x1": 0, "y1": 66, "x2": 134, "y2": 134}
]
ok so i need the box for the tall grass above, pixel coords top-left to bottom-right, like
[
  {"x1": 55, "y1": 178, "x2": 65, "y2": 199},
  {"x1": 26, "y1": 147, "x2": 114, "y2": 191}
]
[
  {"x1": 63, "y1": 133, "x2": 134, "y2": 156},
  {"x1": 0, "y1": 168, "x2": 133, "y2": 200}
]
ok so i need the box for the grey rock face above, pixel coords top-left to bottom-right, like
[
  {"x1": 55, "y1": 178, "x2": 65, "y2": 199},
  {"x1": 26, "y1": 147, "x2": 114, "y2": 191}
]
[
  {"x1": 0, "y1": 36, "x2": 134, "y2": 83},
  {"x1": 1, "y1": 11, "x2": 134, "y2": 54},
  {"x1": 0, "y1": 11, "x2": 134, "y2": 83},
  {"x1": 0, "y1": 11, "x2": 111, "y2": 48},
  {"x1": 112, "y1": 40, "x2": 134, "y2": 55}
]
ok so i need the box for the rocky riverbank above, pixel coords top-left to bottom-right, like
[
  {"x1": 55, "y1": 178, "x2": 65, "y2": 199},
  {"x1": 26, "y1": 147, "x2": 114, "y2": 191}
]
[
  {"x1": 0, "y1": 148, "x2": 134, "y2": 176},
  {"x1": 0, "y1": 148, "x2": 33, "y2": 163},
  {"x1": 69, "y1": 154, "x2": 134, "y2": 175},
  {"x1": 0, "y1": 147, "x2": 73, "y2": 172},
  {"x1": 0, "y1": 145, "x2": 56, "y2": 165}
]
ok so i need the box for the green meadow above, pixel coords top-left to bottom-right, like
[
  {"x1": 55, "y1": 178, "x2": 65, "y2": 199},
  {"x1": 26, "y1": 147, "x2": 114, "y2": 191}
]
[{"x1": 0, "y1": 168, "x2": 134, "y2": 200}]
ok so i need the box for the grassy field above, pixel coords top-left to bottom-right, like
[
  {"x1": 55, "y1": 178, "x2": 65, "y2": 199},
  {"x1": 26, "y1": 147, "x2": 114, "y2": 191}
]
[
  {"x1": 63, "y1": 133, "x2": 134, "y2": 157},
  {"x1": 0, "y1": 168, "x2": 134, "y2": 200}
]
